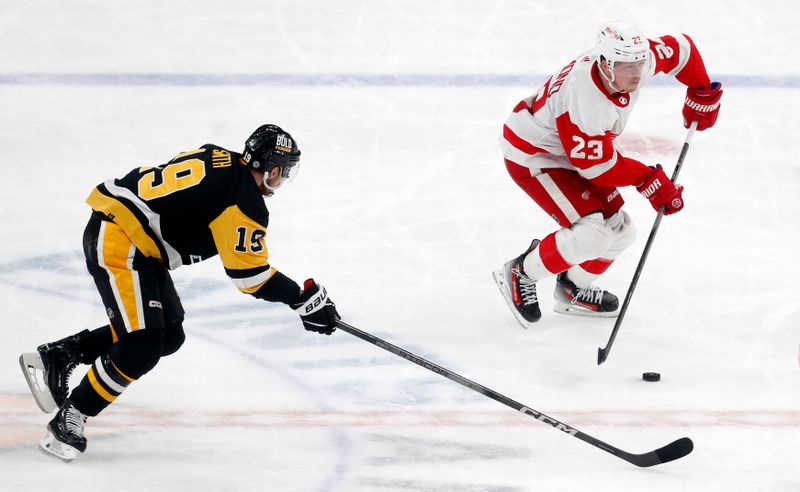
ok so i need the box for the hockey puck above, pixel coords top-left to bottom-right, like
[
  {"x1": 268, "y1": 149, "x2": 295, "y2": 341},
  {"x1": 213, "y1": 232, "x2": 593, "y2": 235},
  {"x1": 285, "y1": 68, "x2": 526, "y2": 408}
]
[{"x1": 642, "y1": 372, "x2": 661, "y2": 382}]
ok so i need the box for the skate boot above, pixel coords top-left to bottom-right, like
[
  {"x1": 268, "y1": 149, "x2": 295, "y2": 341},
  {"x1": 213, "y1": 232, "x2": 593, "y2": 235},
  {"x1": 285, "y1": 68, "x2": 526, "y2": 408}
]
[
  {"x1": 40, "y1": 399, "x2": 88, "y2": 462},
  {"x1": 554, "y1": 271, "x2": 619, "y2": 317},
  {"x1": 19, "y1": 332, "x2": 87, "y2": 413},
  {"x1": 492, "y1": 239, "x2": 542, "y2": 328}
]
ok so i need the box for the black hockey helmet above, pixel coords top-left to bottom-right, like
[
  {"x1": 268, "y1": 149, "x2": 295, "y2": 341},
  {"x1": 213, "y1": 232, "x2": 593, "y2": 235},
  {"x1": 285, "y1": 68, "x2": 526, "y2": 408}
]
[{"x1": 242, "y1": 124, "x2": 301, "y2": 181}]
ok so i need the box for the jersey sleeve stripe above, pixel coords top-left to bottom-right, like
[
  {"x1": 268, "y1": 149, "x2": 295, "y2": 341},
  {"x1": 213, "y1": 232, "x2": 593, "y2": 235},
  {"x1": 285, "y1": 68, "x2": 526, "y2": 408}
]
[
  {"x1": 224, "y1": 264, "x2": 273, "y2": 279},
  {"x1": 229, "y1": 267, "x2": 277, "y2": 293},
  {"x1": 662, "y1": 34, "x2": 691, "y2": 77},
  {"x1": 574, "y1": 151, "x2": 619, "y2": 180}
]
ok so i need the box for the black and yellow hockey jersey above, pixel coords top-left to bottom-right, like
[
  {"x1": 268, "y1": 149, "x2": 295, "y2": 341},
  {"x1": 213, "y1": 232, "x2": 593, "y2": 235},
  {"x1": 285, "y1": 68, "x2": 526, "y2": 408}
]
[{"x1": 86, "y1": 145, "x2": 277, "y2": 295}]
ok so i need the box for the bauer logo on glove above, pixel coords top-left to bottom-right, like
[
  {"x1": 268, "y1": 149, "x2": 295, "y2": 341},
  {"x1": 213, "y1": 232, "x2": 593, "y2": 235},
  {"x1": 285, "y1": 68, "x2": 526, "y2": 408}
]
[
  {"x1": 298, "y1": 285, "x2": 326, "y2": 314},
  {"x1": 291, "y1": 279, "x2": 340, "y2": 335}
]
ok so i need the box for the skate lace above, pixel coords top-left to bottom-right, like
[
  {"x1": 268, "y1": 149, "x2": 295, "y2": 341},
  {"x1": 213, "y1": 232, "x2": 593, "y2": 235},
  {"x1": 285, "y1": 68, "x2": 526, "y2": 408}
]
[
  {"x1": 63, "y1": 362, "x2": 77, "y2": 386},
  {"x1": 515, "y1": 270, "x2": 538, "y2": 305},
  {"x1": 65, "y1": 406, "x2": 87, "y2": 438},
  {"x1": 574, "y1": 286, "x2": 603, "y2": 305}
]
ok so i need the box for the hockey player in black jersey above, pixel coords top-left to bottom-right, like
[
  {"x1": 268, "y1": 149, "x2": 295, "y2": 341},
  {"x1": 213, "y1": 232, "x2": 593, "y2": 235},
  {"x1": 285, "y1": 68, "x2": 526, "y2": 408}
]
[{"x1": 19, "y1": 124, "x2": 340, "y2": 461}]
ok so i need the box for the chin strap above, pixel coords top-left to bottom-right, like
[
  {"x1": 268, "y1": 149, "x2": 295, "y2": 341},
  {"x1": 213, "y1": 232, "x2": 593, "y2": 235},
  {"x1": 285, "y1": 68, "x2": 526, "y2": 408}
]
[
  {"x1": 598, "y1": 61, "x2": 624, "y2": 93},
  {"x1": 263, "y1": 174, "x2": 282, "y2": 196}
]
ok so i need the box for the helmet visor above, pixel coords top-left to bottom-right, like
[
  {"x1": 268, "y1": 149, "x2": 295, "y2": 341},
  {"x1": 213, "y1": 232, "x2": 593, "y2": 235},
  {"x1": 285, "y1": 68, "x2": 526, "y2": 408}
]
[
  {"x1": 282, "y1": 162, "x2": 300, "y2": 182},
  {"x1": 268, "y1": 151, "x2": 300, "y2": 182}
]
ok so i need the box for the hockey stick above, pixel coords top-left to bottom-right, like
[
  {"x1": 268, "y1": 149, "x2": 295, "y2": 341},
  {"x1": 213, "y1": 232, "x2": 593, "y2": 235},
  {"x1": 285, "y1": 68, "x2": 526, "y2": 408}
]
[
  {"x1": 336, "y1": 319, "x2": 694, "y2": 467},
  {"x1": 597, "y1": 122, "x2": 698, "y2": 365}
]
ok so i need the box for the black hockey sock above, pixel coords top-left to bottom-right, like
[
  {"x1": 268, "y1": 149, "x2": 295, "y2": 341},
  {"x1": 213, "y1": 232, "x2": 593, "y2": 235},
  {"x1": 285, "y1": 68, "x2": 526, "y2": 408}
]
[
  {"x1": 69, "y1": 330, "x2": 162, "y2": 416},
  {"x1": 69, "y1": 355, "x2": 131, "y2": 416},
  {"x1": 79, "y1": 325, "x2": 115, "y2": 364}
]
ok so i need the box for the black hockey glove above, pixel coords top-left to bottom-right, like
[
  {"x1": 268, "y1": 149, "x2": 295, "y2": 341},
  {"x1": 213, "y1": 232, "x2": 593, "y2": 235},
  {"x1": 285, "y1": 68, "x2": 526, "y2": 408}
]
[{"x1": 290, "y1": 279, "x2": 340, "y2": 335}]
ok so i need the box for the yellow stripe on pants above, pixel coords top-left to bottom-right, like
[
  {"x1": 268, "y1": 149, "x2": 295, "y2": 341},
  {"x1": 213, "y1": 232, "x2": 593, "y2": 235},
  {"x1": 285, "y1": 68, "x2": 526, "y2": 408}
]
[{"x1": 101, "y1": 222, "x2": 141, "y2": 332}]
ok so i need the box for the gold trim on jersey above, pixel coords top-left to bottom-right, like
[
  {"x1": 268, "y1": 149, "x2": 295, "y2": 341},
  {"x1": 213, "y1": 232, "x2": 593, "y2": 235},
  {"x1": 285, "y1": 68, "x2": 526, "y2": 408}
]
[
  {"x1": 209, "y1": 205, "x2": 276, "y2": 293},
  {"x1": 87, "y1": 188, "x2": 163, "y2": 261},
  {"x1": 88, "y1": 181, "x2": 183, "y2": 269}
]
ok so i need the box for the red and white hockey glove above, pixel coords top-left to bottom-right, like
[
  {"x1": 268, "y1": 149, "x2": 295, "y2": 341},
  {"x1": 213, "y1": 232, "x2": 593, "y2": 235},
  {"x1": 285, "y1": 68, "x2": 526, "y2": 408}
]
[
  {"x1": 683, "y1": 82, "x2": 723, "y2": 131},
  {"x1": 636, "y1": 165, "x2": 684, "y2": 215},
  {"x1": 291, "y1": 279, "x2": 340, "y2": 335}
]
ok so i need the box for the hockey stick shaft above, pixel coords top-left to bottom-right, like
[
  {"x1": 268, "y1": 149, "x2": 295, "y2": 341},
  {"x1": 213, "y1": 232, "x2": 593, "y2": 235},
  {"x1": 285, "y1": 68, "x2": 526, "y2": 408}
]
[
  {"x1": 597, "y1": 122, "x2": 698, "y2": 365},
  {"x1": 336, "y1": 319, "x2": 693, "y2": 467}
]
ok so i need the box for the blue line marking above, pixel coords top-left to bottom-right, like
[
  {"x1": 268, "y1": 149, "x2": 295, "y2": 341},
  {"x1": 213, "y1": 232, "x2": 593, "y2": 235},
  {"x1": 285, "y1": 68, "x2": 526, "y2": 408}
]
[{"x1": 0, "y1": 72, "x2": 797, "y2": 87}]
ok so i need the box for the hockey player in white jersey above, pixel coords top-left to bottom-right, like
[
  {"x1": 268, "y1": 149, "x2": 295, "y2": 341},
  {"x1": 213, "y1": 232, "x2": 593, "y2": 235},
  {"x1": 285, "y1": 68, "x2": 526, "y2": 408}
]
[{"x1": 494, "y1": 22, "x2": 722, "y2": 328}]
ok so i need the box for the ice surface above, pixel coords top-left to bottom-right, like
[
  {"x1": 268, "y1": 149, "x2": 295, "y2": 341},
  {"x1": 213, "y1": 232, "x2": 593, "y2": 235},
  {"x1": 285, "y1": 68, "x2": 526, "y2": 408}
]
[{"x1": 1, "y1": 1, "x2": 799, "y2": 491}]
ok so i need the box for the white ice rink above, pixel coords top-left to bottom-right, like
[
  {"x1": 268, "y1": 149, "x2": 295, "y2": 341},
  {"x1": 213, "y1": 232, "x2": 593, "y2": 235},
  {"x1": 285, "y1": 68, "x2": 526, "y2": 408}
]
[{"x1": 1, "y1": 1, "x2": 799, "y2": 490}]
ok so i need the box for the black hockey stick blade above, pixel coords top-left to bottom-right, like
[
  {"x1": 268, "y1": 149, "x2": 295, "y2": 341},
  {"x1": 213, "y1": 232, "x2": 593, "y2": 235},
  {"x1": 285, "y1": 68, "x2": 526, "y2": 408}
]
[
  {"x1": 625, "y1": 437, "x2": 694, "y2": 468},
  {"x1": 597, "y1": 346, "x2": 609, "y2": 365},
  {"x1": 596, "y1": 123, "x2": 697, "y2": 365},
  {"x1": 336, "y1": 320, "x2": 694, "y2": 468}
]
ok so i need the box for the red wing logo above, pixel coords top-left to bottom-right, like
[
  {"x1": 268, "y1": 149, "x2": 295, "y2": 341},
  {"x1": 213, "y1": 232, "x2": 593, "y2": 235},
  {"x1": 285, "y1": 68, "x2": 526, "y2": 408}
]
[{"x1": 604, "y1": 27, "x2": 622, "y2": 40}]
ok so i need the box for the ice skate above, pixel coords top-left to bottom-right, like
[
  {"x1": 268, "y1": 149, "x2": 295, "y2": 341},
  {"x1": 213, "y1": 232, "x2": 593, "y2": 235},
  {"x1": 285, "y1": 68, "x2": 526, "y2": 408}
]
[
  {"x1": 40, "y1": 399, "x2": 88, "y2": 462},
  {"x1": 493, "y1": 239, "x2": 542, "y2": 328},
  {"x1": 20, "y1": 333, "x2": 85, "y2": 413},
  {"x1": 553, "y1": 271, "x2": 619, "y2": 318}
]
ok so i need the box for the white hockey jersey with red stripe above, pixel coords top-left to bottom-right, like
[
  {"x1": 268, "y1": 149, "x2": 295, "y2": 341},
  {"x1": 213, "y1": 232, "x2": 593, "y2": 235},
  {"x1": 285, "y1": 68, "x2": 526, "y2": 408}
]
[{"x1": 500, "y1": 34, "x2": 711, "y2": 187}]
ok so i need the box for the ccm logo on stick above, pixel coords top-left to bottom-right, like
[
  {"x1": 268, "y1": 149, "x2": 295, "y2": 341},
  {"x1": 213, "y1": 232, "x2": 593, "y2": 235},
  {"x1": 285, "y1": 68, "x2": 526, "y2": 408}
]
[{"x1": 519, "y1": 406, "x2": 578, "y2": 435}]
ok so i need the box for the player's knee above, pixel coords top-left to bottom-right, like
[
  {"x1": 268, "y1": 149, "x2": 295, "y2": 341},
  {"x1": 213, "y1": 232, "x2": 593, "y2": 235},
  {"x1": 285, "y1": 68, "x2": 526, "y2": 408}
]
[
  {"x1": 562, "y1": 213, "x2": 614, "y2": 261},
  {"x1": 109, "y1": 330, "x2": 162, "y2": 379},
  {"x1": 160, "y1": 319, "x2": 185, "y2": 357},
  {"x1": 605, "y1": 210, "x2": 636, "y2": 256}
]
